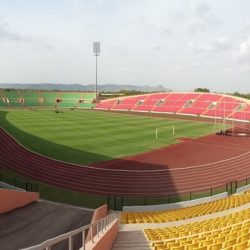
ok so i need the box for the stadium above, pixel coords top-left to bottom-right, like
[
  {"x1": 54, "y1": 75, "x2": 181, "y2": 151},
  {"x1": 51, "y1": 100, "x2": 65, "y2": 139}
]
[
  {"x1": 1, "y1": 0, "x2": 250, "y2": 249},
  {"x1": 1, "y1": 89, "x2": 250, "y2": 250}
]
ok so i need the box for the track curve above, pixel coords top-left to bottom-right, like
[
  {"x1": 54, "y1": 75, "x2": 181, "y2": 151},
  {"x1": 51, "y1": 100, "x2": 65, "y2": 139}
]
[{"x1": 1, "y1": 128, "x2": 250, "y2": 197}]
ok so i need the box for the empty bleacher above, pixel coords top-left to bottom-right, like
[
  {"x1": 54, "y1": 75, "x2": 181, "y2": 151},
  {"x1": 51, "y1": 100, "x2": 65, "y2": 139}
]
[
  {"x1": 78, "y1": 92, "x2": 95, "y2": 109},
  {"x1": 0, "y1": 90, "x2": 10, "y2": 108},
  {"x1": 96, "y1": 92, "x2": 250, "y2": 121},
  {"x1": 151, "y1": 93, "x2": 182, "y2": 113},
  {"x1": 179, "y1": 94, "x2": 221, "y2": 116},
  {"x1": 21, "y1": 91, "x2": 41, "y2": 107},
  {"x1": 202, "y1": 97, "x2": 242, "y2": 119},
  {"x1": 56, "y1": 92, "x2": 82, "y2": 108},
  {"x1": 0, "y1": 90, "x2": 96, "y2": 109},
  {"x1": 121, "y1": 191, "x2": 250, "y2": 224},
  {"x1": 95, "y1": 98, "x2": 117, "y2": 110},
  {"x1": 41, "y1": 91, "x2": 58, "y2": 107},
  {"x1": 116, "y1": 190, "x2": 250, "y2": 250},
  {"x1": 230, "y1": 105, "x2": 250, "y2": 121},
  {"x1": 2, "y1": 90, "x2": 250, "y2": 119},
  {"x1": 132, "y1": 98, "x2": 158, "y2": 112},
  {"x1": 3, "y1": 89, "x2": 24, "y2": 107},
  {"x1": 146, "y1": 207, "x2": 250, "y2": 250},
  {"x1": 111, "y1": 96, "x2": 146, "y2": 111}
]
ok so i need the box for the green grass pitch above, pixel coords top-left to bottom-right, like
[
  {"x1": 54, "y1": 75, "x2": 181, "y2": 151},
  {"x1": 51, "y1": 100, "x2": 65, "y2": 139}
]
[{"x1": 0, "y1": 109, "x2": 217, "y2": 165}]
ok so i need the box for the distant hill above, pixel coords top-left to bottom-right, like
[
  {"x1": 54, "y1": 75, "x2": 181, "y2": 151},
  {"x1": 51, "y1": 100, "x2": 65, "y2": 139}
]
[{"x1": 0, "y1": 83, "x2": 170, "y2": 92}]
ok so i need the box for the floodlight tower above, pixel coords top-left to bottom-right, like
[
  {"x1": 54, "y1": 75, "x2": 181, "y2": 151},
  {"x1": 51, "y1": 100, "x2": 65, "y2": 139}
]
[{"x1": 93, "y1": 41, "x2": 100, "y2": 102}]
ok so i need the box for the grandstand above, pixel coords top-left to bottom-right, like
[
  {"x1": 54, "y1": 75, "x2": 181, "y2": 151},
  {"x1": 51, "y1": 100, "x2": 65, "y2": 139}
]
[
  {"x1": 111, "y1": 95, "x2": 148, "y2": 110},
  {"x1": 121, "y1": 191, "x2": 250, "y2": 224},
  {"x1": 1, "y1": 90, "x2": 250, "y2": 122},
  {"x1": 78, "y1": 92, "x2": 96, "y2": 109},
  {"x1": 0, "y1": 89, "x2": 96, "y2": 109},
  {"x1": 95, "y1": 92, "x2": 250, "y2": 122},
  {"x1": 2, "y1": 89, "x2": 24, "y2": 107},
  {"x1": 230, "y1": 105, "x2": 250, "y2": 121},
  {"x1": 146, "y1": 206, "x2": 250, "y2": 249},
  {"x1": 21, "y1": 91, "x2": 41, "y2": 107},
  {"x1": 113, "y1": 191, "x2": 250, "y2": 250}
]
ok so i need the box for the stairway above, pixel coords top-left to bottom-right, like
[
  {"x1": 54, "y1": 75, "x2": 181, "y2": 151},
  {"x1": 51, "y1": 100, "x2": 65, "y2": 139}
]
[{"x1": 112, "y1": 231, "x2": 152, "y2": 250}]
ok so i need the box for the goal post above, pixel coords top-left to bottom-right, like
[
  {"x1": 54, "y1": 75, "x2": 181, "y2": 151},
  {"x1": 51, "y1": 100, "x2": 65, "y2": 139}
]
[{"x1": 155, "y1": 125, "x2": 175, "y2": 139}]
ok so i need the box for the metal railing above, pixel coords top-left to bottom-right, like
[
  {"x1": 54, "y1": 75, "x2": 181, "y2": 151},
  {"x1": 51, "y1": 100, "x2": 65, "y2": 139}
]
[
  {"x1": 20, "y1": 212, "x2": 118, "y2": 250},
  {"x1": 2, "y1": 171, "x2": 250, "y2": 210}
]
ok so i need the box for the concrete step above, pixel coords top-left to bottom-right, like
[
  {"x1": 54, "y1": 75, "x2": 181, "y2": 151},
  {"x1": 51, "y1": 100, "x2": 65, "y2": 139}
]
[
  {"x1": 112, "y1": 247, "x2": 151, "y2": 250},
  {"x1": 112, "y1": 231, "x2": 151, "y2": 250},
  {"x1": 113, "y1": 243, "x2": 150, "y2": 246}
]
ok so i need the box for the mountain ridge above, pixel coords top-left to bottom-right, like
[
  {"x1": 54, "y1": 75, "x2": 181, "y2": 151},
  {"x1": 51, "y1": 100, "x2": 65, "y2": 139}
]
[{"x1": 0, "y1": 83, "x2": 170, "y2": 92}]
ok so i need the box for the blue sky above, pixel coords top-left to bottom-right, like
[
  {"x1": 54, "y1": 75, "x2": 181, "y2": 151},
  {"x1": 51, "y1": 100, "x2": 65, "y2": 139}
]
[{"x1": 1, "y1": 0, "x2": 250, "y2": 92}]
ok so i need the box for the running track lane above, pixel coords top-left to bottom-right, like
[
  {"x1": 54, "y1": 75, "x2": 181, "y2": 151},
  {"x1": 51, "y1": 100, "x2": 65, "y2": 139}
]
[{"x1": 1, "y1": 128, "x2": 250, "y2": 197}]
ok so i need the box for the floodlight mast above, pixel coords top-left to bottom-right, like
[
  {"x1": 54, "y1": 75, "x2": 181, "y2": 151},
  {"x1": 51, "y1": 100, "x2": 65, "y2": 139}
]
[{"x1": 93, "y1": 42, "x2": 100, "y2": 102}]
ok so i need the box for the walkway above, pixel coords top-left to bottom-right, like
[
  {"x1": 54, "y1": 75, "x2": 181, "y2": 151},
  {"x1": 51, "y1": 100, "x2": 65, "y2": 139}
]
[{"x1": 0, "y1": 200, "x2": 93, "y2": 250}]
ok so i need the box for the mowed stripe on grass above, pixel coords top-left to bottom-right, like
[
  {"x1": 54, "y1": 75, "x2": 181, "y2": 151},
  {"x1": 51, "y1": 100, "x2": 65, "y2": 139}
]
[{"x1": 1, "y1": 109, "x2": 215, "y2": 164}]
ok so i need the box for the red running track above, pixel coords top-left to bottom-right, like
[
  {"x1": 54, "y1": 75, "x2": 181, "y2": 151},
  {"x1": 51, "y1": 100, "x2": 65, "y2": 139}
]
[{"x1": 1, "y1": 128, "x2": 250, "y2": 197}]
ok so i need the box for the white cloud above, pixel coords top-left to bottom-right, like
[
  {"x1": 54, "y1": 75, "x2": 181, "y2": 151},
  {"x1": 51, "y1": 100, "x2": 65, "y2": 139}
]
[
  {"x1": 191, "y1": 1, "x2": 210, "y2": 21},
  {"x1": 137, "y1": 16, "x2": 149, "y2": 27},
  {"x1": 188, "y1": 41, "x2": 212, "y2": 54},
  {"x1": 108, "y1": 46, "x2": 129, "y2": 56},
  {"x1": 239, "y1": 21, "x2": 250, "y2": 36},
  {"x1": 135, "y1": 16, "x2": 172, "y2": 36},
  {"x1": 0, "y1": 19, "x2": 26, "y2": 42},
  {"x1": 0, "y1": 17, "x2": 54, "y2": 50},
  {"x1": 212, "y1": 37, "x2": 230, "y2": 50},
  {"x1": 238, "y1": 38, "x2": 250, "y2": 64},
  {"x1": 187, "y1": 20, "x2": 205, "y2": 34},
  {"x1": 152, "y1": 43, "x2": 164, "y2": 51},
  {"x1": 241, "y1": 65, "x2": 250, "y2": 72},
  {"x1": 188, "y1": 37, "x2": 230, "y2": 55},
  {"x1": 121, "y1": 66, "x2": 140, "y2": 74},
  {"x1": 154, "y1": 22, "x2": 173, "y2": 35},
  {"x1": 187, "y1": 1, "x2": 220, "y2": 33},
  {"x1": 223, "y1": 68, "x2": 234, "y2": 73},
  {"x1": 31, "y1": 37, "x2": 55, "y2": 50}
]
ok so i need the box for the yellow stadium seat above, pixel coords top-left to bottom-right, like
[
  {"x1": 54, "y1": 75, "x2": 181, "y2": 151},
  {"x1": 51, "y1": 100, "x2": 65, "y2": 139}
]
[
  {"x1": 222, "y1": 247, "x2": 233, "y2": 250},
  {"x1": 192, "y1": 246, "x2": 208, "y2": 250},
  {"x1": 186, "y1": 242, "x2": 200, "y2": 250},
  {"x1": 233, "y1": 240, "x2": 249, "y2": 250},
  {"x1": 237, "y1": 233, "x2": 250, "y2": 243},
  {"x1": 209, "y1": 242, "x2": 222, "y2": 250},
  {"x1": 155, "y1": 246, "x2": 168, "y2": 250},
  {"x1": 201, "y1": 239, "x2": 214, "y2": 247},
  {"x1": 152, "y1": 242, "x2": 166, "y2": 247},
  {"x1": 122, "y1": 192, "x2": 250, "y2": 224},
  {"x1": 144, "y1": 199, "x2": 250, "y2": 250},
  {"x1": 168, "y1": 242, "x2": 181, "y2": 249},
  {"x1": 226, "y1": 232, "x2": 238, "y2": 241},
  {"x1": 215, "y1": 235, "x2": 226, "y2": 243},
  {"x1": 223, "y1": 239, "x2": 237, "y2": 248},
  {"x1": 171, "y1": 246, "x2": 186, "y2": 250}
]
